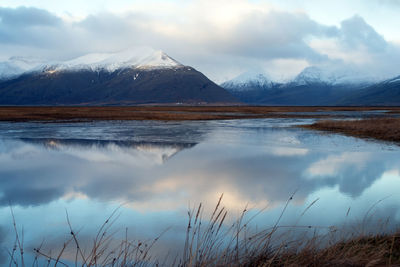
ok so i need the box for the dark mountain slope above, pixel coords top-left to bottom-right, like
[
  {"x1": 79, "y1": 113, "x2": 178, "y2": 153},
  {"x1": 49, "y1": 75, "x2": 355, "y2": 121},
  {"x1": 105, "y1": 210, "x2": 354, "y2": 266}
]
[
  {"x1": 339, "y1": 77, "x2": 400, "y2": 106},
  {"x1": 0, "y1": 67, "x2": 237, "y2": 105},
  {"x1": 225, "y1": 83, "x2": 360, "y2": 106}
]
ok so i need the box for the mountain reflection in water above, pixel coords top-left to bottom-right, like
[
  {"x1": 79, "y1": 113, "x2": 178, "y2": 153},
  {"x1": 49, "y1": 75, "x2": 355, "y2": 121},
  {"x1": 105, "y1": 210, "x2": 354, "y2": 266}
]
[{"x1": 20, "y1": 138, "x2": 197, "y2": 163}]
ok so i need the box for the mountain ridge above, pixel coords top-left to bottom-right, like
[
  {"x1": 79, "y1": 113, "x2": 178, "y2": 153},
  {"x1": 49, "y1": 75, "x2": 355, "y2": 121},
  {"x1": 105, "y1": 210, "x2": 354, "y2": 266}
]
[
  {"x1": 0, "y1": 48, "x2": 238, "y2": 105},
  {"x1": 221, "y1": 67, "x2": 399, "y2": 106},
  {"x1": 0, "y1": 47, "x2": 183, "y2": 80}
]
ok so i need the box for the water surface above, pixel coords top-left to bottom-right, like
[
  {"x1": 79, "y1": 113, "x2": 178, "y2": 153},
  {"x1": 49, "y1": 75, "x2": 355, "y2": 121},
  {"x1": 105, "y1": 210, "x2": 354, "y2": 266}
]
[{"x1": 0, "y1": 117, "x2": 399, "y2": 264}]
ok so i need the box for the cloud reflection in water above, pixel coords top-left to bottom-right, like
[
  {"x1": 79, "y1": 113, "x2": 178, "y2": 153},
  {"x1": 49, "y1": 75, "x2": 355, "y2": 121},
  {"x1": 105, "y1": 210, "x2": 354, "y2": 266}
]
[
  {"x1": 0, "y1": 123, "x2": 398, "y2": 212},
  {"x1": 0, "y1": 119, "x2": 400, "y2": 264}
]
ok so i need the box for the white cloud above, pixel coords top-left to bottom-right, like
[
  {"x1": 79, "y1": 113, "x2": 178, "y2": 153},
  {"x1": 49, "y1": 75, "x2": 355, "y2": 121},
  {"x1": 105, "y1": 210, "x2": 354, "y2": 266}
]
[
  {"x1": 306, "y1": 152, "x2": 371, "y2": 178},
  {"x1": 270, "y1": 147, "x2": 309, "y2": 156}
]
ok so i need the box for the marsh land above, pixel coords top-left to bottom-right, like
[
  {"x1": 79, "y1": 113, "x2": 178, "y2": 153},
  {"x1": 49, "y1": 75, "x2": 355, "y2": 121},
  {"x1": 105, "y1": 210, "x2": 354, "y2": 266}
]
[{"x1": 0, "y1": 106, "x2": 400, "y2": 122}]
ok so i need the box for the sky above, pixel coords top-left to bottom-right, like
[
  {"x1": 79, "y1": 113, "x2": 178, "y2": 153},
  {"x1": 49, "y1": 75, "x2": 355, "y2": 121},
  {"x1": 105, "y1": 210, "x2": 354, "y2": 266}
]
[{"x1": 0, "y1": 0, "x2": 400, "y2": 82}]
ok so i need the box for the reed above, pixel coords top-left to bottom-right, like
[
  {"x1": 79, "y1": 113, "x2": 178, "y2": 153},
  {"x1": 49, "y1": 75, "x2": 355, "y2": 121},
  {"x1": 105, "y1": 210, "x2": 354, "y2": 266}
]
[{"x1": 6, "y1": 195, "x2": 400, "y2": 266}]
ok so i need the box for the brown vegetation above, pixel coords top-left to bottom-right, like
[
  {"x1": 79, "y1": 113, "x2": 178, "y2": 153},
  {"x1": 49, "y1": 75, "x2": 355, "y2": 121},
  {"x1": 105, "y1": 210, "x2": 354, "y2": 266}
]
[
  {"x1": 303, "y1": 118, "x2": 400, "y2": 143},
  {"x1": 7, "y1": 195, "x2": 400, "y2": 266},
  {"x1": 0, "y1": 106, "x2": 399, "y2": 122}
]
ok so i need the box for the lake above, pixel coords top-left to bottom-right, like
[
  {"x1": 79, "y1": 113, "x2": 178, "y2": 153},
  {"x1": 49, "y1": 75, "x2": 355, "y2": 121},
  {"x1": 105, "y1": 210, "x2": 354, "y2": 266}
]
[{"x1": 0, "y1": 116, "x2": 399, "y2": 265}]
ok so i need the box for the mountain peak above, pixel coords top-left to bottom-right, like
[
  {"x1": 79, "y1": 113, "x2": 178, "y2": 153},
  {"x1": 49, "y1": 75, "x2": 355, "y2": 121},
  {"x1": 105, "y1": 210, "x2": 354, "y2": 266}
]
[
  {"x1": 0, "y1": 47, "x2": 183, "y2": 80},
  {"x1": 136, "y1": 50, "x2": 183, "y2": 69},
  {"x1": 55, "y1": 47, "x2": 183, "y2": 72},
  {"x1": 292, "y1": 66, "x2": 379, "y2": 86},
  {"x1": 293, "y1": 66, "x2": 325, "y2": 85},
  {"x1": 221, "y1": 71, "x2": 274, "y2": 91}
]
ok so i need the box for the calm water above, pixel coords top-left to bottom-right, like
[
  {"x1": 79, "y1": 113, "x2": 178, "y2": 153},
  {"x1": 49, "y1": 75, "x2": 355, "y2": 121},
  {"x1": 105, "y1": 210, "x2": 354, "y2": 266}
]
[{"x1": 0, "y1": 117, "x2": 400, "y2": 264}]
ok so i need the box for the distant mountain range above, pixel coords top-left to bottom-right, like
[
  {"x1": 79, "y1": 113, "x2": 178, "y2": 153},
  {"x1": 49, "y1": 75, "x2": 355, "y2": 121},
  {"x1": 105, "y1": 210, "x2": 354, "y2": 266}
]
[
  {"x1": 221, "y1": 67, "x2": 400, "y2": 106},
  {"x1": 1, "y1": 48, "x2": 399, "y2": 106},
  {"x1": 0, "y1": 47, "x2": 237, "y2": 105}
]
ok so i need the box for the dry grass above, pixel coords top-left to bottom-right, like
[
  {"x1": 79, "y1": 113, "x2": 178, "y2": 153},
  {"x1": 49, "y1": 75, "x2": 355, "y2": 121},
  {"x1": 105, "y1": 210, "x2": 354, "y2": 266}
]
[
  {"x1": 303, "y1": 118, "x2": 400, "y2": 143},
  {"x1": 0, "y1": 106, "x2": 399, "y2": 122},
  {"x1": 6, "y1": 195, "x2": 400, "y2": 266}
]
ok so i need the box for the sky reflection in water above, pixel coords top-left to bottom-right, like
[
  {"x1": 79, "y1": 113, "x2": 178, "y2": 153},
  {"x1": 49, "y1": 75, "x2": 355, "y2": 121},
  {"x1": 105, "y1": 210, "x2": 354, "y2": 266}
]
[{"x1": 0, "y1": 118, "x2": 399, "y2": 264}]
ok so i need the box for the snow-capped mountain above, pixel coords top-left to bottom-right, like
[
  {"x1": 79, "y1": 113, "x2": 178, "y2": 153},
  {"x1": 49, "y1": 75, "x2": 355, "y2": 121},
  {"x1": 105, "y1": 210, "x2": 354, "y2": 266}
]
[
  {"x1": 0, "y1": 56, "x2": 50, "y2": 80},
  {"x1": 221, "y1": 71, "x2": 275, "y2": 91},
  {"x1": 0, "y1": 47, "x2": 183, "y2": 80},
  {"x1": 53, "y1": 48, "x2": 182, "y2": 73},
  {"x1": 339, "y1": 75, "x2": 400, "y2": 106},
  {"x1": 291, "y1": 66, "x2": 378, "y2": 86},
  {"x1": 221, "y1": 66, "x2": 400, "y2": 105},
  {"x1": 220, "y1": 71, "x2": 281, "y2": 104},
  {"x1": 0, "y1": 47, "x2": 237, "y2": 105},
  {"x1": 0, "y1": 62, "x2": 22, "y2": 79},
  {"x1": 383, "y1": 75, "x2": 400, "y2": 85}
]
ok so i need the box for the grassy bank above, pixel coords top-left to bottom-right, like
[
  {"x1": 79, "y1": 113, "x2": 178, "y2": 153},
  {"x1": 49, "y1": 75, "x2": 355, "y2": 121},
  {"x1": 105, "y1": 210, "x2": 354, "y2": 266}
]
[
  {"x1": 302, "y1": 118, "x2": 400, "y2": 143},
  {"x1": 0, "y1": 106, "x2": 399, "y2": 122},
  {"x1": 6, "y1": 196, "x2": 400, "y2": 266}
]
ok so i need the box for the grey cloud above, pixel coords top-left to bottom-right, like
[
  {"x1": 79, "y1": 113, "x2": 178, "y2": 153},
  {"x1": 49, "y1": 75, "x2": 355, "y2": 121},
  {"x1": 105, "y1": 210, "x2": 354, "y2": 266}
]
[
  {"x1": 0, "y1": 6, "x2": 61, "y2": 27},
  {"x1": 0, "y1": 6, "x2": 398, "y2": 81},
  {"x1": 0, "y1": 185, "x2": 66, "y2": 207},
  {"x1": 0, "y1": 7, "x2": 69, "y2": 50},
  {"x1": 0, "y1": 7, "x2": 333, "y2": 64},
  {"x1": 0, "y1": 8, "x2": 143, "y2": 59},
  {"x1": 339, "y1": 15, "x2": 388, "y2": 53},
  {"x1": 319, "y1": 15, "x2": 400, "y2": 80},
  {"x1": 205, "y1": 11, "x2": 337, "y2": 62},
  {"x1": 378, "y1": 0, "x2": 400, "y2": 6}
]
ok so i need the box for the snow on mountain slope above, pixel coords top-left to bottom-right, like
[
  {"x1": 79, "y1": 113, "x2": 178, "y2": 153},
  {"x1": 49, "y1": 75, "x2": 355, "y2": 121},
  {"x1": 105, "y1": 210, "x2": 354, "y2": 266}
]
[
  {"x1": 0, "y1": 57, "x2": 50, "y2": 79},
  {"x1": 222, "y1": 71, "x2": 275, "y2": 91},
  {"x1": 292, "y1": 66, "x2": 379, "y2": 86},
  {"x1": 385, "y1": 76, "x2": 400, "y2": 84},
  {"x1": 56, "y1": 47, "x2": 182, "y2": 72},
  {"x1": 0, "y1": 47, "x2": 183, "y2": 80},
  {"x1": 0, "y1": 62, "x2": 23, "y2": 79}
]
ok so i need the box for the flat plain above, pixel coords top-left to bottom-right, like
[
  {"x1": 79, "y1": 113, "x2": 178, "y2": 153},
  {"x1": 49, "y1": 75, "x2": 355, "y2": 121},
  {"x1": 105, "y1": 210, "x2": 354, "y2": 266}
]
[{"x1": 1, "y1": 106, "x2": 399, "y2": 122}]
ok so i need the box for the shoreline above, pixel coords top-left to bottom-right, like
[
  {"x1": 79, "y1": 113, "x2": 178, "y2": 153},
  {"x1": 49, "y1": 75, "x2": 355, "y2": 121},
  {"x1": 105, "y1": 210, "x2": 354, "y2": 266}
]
[
  {"x1": 0, "y1": 106, "x2": 399, "y2": 122},
  {"x1": 302, "y1": 117, "x2": 400, "y2": 143},
  {"x1": 1, "y1": 106, "x2": 400, "y2": 145}
]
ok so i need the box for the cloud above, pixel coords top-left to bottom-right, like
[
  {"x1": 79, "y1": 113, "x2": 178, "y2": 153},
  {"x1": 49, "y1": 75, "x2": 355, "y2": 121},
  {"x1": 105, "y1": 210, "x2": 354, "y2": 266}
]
[
  {"x1": 0, "y1": 7, "x2": 71, "y2": 53},
  {"x1": 305, "y1": 152, "x2": 386, "y2": 197},
  {"x1": 308, "y1": 15, "x2": 400, "y2": 80},
  {"x1": 377, "y1": 0, "x2": 400, "y2": 6},
  {"x1": 0, "y1": 6, "x2": 61, "y2": 27},
  {"x1": 209, "y1": 10, "x2": 336, "y2": 62},
  {"x1": 339, "y1": 15, "x2": 387, "y2": 53},
  {"x1": 0, "y1": 134, "x2": 393, "y2": 211},
  {"x1": 0, "y1": 4, "x2": 399, "y2": 81},
  {"x1": 306, "y1": 152, "x2": 370, "y2": 177}
]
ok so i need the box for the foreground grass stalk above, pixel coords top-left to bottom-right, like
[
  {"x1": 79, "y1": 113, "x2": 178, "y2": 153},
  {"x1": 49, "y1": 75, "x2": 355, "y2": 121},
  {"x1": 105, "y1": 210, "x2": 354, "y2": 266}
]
[{"x1": 7, "y1": 195, "x2": 400, "y2": 266}]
